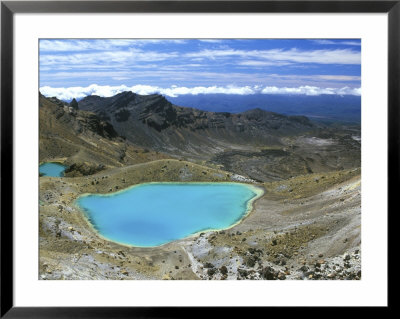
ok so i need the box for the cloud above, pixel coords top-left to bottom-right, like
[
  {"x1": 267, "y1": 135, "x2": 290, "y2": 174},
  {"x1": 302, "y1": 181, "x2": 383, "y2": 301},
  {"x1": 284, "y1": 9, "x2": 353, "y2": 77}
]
[
  {"x1": 261, "y1": 86, "x2": 361, "y2": 96},
  {"x1": 161, "y1": 85, "x2": 255, "y2": 96},
  {"x1": 198, "y1": 39, "x2": 224, "y2": 43},
  {"x1": 40, "y1": 84, "x2": 361, "y2": 100},
  {"x1": 185, "y1": 48, "x2": 360, "y2": 64},
  {"x1": 40, "y1": 40, "x2": 92, "y2": 51},
  {"x1": 267, "y1": 74, "x2": 361, "y2": 82},
  {"x1": 341, "y1": 41, "x2": 362, "y2": 46},
  {"x1": 238, "y1": 60, "x2": 292, "y2": 67},
  {"x1": 39, "y1": 84, "x2": 256, "y2": 100},
  {"x1": 313, "y1": 39, "x2": 361, "y2": 46},
  {"x1": 39, "y1": 39, "x2": 187, "y2": 51},
  {"x1": 40, "y1": 45, "x2": 360, "y2": 71},
  {"x1": 40, "y1": 49, "x2": 179, "y2": 66},
  {"x1": 316, "y1": 75, "x2": 361, "y2": 81}
]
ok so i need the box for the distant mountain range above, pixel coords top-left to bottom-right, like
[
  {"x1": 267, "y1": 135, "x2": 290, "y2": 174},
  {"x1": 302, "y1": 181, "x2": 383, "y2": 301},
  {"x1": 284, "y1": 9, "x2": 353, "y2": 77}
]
[
  {"x1": 77, "y1": 91, "x2": 317, "y2": 157},
  {"x1": 168, "y1": 94, "x2": 361, "y2": 124}
]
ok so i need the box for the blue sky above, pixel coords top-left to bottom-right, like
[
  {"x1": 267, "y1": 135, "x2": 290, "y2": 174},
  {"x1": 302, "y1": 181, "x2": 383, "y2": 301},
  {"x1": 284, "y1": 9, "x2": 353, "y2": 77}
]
[{"x1": 39, "y1": 39, "x2": 361, "y2": 100}]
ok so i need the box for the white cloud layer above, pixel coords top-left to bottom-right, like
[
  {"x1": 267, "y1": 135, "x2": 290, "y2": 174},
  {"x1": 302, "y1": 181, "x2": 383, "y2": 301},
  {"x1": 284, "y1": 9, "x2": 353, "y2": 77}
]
[
  {"x1": 313, "y1": 40, "x2": 361, "y2": 46},
  {"x1": 40, "y1": 47, "x2": 360, "y2": 67},
  {"x1": 185, "y1": 48, "x2": 360, "y2": 64},
  {"x1": 40, "y1": 84, "x2": 361, "y2": 101},
  {"x1": 39, "y1": 39, "x2": 186, "y2": 51},
  {"x1": 261, "y1": 86, "x2": 361, "y2": 96}
]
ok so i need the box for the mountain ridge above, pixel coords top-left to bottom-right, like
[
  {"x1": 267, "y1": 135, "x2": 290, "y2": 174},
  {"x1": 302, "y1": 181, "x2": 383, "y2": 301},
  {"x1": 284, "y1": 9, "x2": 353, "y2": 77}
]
[
  {"x1": 39, "y1": 92, "x2": 169, "y2": 175},
  {"x1": 40, "y1": 91, "x2": 360, "y2": 182},
  {"x1": 77, "y1": 91, "x2": 317, "y2": 157}
]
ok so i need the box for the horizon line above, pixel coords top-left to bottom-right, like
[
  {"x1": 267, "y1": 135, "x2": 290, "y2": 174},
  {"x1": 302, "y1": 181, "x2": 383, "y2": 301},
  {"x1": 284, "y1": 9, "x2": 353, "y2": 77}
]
[{"x1": 39, "y1": 84, "x2": 361, "y2": 101}]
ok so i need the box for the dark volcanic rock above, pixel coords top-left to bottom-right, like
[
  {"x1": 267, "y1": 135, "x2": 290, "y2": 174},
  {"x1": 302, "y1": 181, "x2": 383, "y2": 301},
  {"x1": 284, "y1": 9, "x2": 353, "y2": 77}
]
[
  {"x1": 207, "y1": 268, "x2": 216, "y2": 276},
  {"x1": 115, "y1": 109, "x2": 131, "y2": 122},
  {"x1": 70, "y1": 98, "x2": 79, "y2": 110},
  {"x1": 77, "y1": 91, "x2": 317, "y2": 156},
  {"x1": 260, "y1": 266, "x2": 278, "y2": 280},
  {"x1": 77, "y1": 113, "x2": 119, "y2": 138},
  {"x1": 204, "y1": 262, "x2": 214, "y2": 268},
  {"x1": 238, "y1": 268, "x2": 249, "y2": 278},
  {"x1": 220, "y1": 266, "x2": 228, "y2": 275}
]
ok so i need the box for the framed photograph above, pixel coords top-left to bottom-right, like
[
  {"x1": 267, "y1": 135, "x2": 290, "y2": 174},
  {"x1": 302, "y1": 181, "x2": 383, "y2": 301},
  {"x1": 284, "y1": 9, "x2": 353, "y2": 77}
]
[{"x1": 1, "y1": 0, "x2": 395, "y2": 316}]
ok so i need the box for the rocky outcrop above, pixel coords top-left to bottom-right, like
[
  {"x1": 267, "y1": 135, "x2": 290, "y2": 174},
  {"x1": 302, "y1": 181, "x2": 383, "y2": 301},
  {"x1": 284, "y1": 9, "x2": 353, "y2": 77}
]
[
  {"x1": 40, "y1": 93, "x2": 119, "y2": 139},
  {"x1": 41, "y1": 94, "x2": 68, "y2": 108},
  {"x1": 79, "y1": 92, "x2": 314, "y2": 134},
  {"x1": 75, "y1": 113, "x2": 118, "y2": 139},
  {"x1": 39, "y1": 93, "x2": 166, "y2": 169},
  {"x1": 77, "y1": 91, "x2": 318, "y2": 157},
  {"x1": 70, "y1": 98, "x2": 79, "y2": 110}
]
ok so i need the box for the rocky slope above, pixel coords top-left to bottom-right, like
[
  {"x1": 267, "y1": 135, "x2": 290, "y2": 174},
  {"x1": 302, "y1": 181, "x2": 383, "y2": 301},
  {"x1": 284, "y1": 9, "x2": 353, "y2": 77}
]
[
  {"x1": 39, "y1": 91, "x2": 361, "y2": 280},
  {"x1": 39, "y1": 93, "x2": 168, "y2": 174},
  {"x1": 39, "y1": 162, "x2": 360, "y2": 280},
  {"x1": 77, "y1": 91, "x2": 360, "y2": 181},
  {"x1": 78, "y1": 92, "x2": 315, "y2": 156}
]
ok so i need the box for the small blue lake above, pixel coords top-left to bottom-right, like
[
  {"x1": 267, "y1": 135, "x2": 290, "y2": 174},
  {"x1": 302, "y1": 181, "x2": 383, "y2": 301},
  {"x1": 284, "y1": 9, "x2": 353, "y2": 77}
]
[
  {"x1": 76, "y1": 183, "x2": 263, "y2": 247},
  {"x1": 39, "y1": 162, "x2": 66, "y2": 177}
]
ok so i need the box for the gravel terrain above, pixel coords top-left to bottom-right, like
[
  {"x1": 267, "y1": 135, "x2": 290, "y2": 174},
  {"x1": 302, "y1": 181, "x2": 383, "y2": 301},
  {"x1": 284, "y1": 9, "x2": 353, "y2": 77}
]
[{"x1": 39, "y1": 162, "x2": 361, "y2": 280}]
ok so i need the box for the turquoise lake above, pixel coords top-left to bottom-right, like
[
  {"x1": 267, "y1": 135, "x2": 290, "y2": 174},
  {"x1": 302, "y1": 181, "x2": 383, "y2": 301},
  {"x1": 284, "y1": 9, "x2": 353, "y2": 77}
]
[
  {"x1": 39, "y1": 162, "x2": 66, "y2": 177},
  {"x1": 77, "y1": 183, "x2": 263, "y2": 247}
]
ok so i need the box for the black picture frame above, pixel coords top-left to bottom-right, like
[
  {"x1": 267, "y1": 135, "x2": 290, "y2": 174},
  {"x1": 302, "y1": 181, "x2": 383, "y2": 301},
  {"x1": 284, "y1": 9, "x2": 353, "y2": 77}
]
[{"x1": 1, "y1": 0, "x2": 395, "y2": 317}]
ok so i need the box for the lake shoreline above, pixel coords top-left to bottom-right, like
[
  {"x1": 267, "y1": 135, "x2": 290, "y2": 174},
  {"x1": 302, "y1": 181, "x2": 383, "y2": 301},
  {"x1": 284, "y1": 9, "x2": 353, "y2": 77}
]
[
  {"x1": 75, "y1": 182, "x2": 265, "y2": 248},
  {"x1": 39, "y1": 159, "x2": 361, "y2": 280}
]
